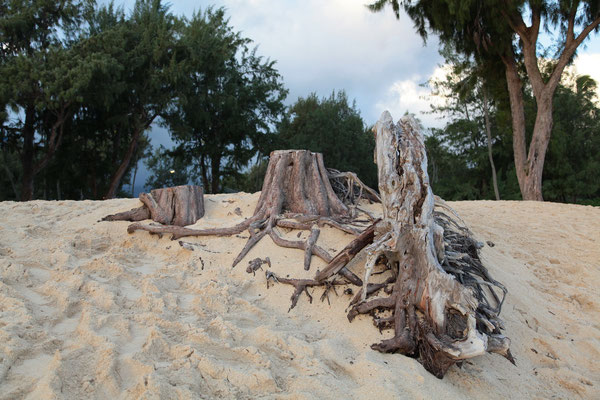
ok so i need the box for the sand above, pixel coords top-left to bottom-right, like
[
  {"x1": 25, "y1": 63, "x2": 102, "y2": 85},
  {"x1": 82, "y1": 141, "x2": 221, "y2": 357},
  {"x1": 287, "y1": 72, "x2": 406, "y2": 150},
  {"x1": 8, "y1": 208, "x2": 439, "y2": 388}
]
[{"x1": 0, "y1": 193, "x2": 598, "y2": 399}]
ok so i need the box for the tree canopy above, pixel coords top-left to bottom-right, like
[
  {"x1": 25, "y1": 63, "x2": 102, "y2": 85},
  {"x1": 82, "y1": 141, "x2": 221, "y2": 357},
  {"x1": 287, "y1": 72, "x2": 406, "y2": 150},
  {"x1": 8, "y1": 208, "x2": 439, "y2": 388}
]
[
  {"x1": 158, "y1": 7, "x2": 287, "y2": 194},
  {"x1": 426, "y1": 59, "x2": 600, "y2": 205},
  {"x1": 369, "y1": 0, "x2": 600, "y2": 200}
]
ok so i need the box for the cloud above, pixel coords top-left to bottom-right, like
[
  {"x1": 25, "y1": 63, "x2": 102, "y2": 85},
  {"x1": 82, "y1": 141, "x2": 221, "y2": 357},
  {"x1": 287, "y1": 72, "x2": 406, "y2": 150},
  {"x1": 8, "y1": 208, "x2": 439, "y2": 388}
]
[
  {"x1": 101, "y1": 0, "x2": 444, "y2": 125},
  {"x1": 574, "y1": 53, "x2": 600, "y2": 100},
  {"x1": 164, "y1": 0, "x2": 443, "y2": 123},
  {"x1": 375, "y1": 65, "x2": 451, "y2": 129}
]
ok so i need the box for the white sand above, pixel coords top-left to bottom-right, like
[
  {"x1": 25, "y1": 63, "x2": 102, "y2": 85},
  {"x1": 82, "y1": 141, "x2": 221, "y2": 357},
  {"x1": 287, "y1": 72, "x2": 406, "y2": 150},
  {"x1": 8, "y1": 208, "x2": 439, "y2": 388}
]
[{"x1": 0, "y1": 194, "x2": 598, "y2": 399}]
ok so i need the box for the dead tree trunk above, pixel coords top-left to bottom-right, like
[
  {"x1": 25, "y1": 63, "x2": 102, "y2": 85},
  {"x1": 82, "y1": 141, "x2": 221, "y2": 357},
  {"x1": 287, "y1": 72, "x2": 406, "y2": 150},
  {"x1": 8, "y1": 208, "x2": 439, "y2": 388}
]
[
  {"x1": 126, "y1": 150, "x2": 375, "y2": 269},
  {"x1": 347, "y1": 112, "x2": 511, "y2": 377},
  {"x1": 102, "y1": 185, "x2": 204, "y2": 226}
]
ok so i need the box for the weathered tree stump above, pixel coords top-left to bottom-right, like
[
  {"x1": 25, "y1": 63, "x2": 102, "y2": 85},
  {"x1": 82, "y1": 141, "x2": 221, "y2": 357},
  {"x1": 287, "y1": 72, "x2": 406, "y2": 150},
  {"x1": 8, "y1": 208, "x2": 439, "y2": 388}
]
[
  {"x1": 127, "y1": 150, "x2": 375, "y2": 269},
  {"x1": 346, "y1": 111, "x2": 512, "y2": 377},
  {"x1": 102, "y1": 185, "x2": 204, "y2": 226},
  {"x1": 106, "y1": 129, "x2": 510, "y2": 379}
]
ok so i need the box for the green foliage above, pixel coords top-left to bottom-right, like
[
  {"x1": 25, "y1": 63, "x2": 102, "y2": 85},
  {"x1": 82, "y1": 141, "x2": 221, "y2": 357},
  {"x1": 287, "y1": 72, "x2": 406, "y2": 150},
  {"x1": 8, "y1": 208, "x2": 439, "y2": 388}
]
[
  {"x1": 221, "y1": 160, "x2": 269, "y2": 193},
  {"x1": 542, "y1": 74, "x2": 600, "y2": 203},
  {"x1": 426, "y1": 65, "x2": 600, "y2": 204},
  {"x1": 144, "y1": 145, "x2": 195, "y2": 190},
  {"x1": 0, "y1": 0, "x2": 182, "y2": 199},
  {"x1": 0, "y1": 0, "x2": 92, "y2": 199},
  {"x1": 370, "y1": 0, "x2": 600, "y2": 201},
  {"x1": 273, "y1": 91, "x2": 377, "y2": 189},
  {"x1": 160, "y1": 7, "x2": 287, "y2": 194}
]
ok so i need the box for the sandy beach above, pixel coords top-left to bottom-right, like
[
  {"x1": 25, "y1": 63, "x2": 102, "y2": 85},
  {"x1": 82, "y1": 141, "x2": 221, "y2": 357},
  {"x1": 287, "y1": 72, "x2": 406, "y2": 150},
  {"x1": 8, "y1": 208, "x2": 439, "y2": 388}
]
[{"x1": 0, "y1": 193, "x2": 599, "y2": 399}]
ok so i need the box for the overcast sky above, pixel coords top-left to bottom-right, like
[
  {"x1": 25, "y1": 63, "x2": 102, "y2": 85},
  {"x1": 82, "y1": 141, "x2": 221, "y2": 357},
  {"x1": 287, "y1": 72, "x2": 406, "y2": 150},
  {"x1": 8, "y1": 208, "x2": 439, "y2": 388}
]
[{"x1": 105, "y1": 0, "x2": 600, "y2": 193}]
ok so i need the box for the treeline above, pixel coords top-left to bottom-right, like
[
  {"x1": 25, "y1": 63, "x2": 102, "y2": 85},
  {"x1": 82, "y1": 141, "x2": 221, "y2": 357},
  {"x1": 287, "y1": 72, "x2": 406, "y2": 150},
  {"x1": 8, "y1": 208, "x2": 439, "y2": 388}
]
[
  {"x1": 426, "y1": 48, "x2": 600, "y2": 205},
  {"x1": 0, "y1": 0, "x2": 375, "y2": 201},
  {"x1": 2, "y1": 1, "x2": 598, "y2": 205}
]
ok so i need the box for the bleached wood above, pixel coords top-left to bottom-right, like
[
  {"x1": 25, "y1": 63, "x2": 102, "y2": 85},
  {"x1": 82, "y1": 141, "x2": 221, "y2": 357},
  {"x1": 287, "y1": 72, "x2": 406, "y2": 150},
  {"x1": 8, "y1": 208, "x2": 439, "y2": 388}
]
[{"x1": 351, "y1": 111, "x2": 511, "y2": 377}]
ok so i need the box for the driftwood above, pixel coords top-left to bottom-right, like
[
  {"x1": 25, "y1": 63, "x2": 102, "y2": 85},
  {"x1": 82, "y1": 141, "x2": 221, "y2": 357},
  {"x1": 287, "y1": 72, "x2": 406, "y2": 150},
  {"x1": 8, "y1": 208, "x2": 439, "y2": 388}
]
[
  {"x1": 102, "y1": 185, "x2": 204, "y2": 226},
  {"x1": 270, "y1": 112, "x2": 512, "y2": 378},
  {"x1": 347, "y1": 112, "x2": 512, "y2": 377},
  {"x1": 110, "y1": 129, "x2": 510, "y2": 379},
  {"x1": 126, "y1": 150, "x2": 375, "y2": 269}
]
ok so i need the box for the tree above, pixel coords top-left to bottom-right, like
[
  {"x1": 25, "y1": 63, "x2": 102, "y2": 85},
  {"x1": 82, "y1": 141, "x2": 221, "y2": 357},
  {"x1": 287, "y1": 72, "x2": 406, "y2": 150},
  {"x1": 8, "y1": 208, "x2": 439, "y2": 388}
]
[
  {"x1": 542, "y1": 73, "x2": 600, "y2": 203},
  {"x1": 94, "y1": 0, "x2": 180, "y2": 199},
  {"x1": 274, "y1": 91, "x2": 377, "y2": 189},
  {"x1": 162, "y1": 8, "x2": 287, "y2": 194},
  {"x1": 0, "y1": 0, "x2": 89, "y2": 200},
  {"x1": 426, "y1": 46, "x2": 504, "y2": 199},
  {"x1": 144, "y1": 145, "x2": 196, "y2": 190},
  {"x1": 369, "y1": 0, "x2": 600, "y2": 200}
]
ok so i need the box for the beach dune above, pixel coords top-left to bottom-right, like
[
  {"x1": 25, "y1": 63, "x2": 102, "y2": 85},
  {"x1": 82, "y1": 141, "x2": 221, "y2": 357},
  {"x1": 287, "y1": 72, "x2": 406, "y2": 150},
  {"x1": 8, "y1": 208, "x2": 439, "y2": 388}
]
[{"x1": 0, "y1": 193, "x2": 598, "y2": 399}]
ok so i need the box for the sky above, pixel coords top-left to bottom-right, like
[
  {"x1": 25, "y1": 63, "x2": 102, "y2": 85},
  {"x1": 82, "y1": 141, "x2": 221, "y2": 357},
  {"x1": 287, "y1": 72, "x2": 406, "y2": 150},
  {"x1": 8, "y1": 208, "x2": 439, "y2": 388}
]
[{"x1": 105, "y1": 0, "x2": 600, "y2": 194}]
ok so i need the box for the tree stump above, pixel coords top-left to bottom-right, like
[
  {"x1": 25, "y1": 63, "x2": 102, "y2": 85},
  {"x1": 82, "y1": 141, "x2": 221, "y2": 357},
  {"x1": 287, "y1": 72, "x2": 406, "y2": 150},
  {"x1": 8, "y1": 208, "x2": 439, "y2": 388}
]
[
  {"x1": 126, "y1": 150, "x2": 375, "y2": 269},
  {"x1": 102, "y1": 185, "x2": 204, "y2": 226},
  {"x1": 347, "y1": 111, "x2": 511, "y2": 377}
]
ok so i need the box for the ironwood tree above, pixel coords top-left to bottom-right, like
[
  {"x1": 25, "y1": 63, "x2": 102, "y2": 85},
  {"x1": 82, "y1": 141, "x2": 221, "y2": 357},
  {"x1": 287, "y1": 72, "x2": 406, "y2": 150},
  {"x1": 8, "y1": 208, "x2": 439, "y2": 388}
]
[
  {"x1": 0, "y1": 0, "x2": 90, "y2": 200},
  {"x1": 160, "y1": 7, "x2": 287, "y2": 194},
  {"x1": 369, "y1": 0, "x2": 600, "y2": 201}
]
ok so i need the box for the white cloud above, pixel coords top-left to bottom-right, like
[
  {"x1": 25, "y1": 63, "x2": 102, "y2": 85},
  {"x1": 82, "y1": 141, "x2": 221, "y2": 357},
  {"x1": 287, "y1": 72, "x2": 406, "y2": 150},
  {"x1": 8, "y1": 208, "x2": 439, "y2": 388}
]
[
  {"x1": 574, "y1": 53, "x2": 600, "y2": 100},
  {"x1": 375, "y1": 65, "x2": 452, "y2": 129},
  {"x1": 157, "y1": 0, "x2": 444, "y2": 123}
]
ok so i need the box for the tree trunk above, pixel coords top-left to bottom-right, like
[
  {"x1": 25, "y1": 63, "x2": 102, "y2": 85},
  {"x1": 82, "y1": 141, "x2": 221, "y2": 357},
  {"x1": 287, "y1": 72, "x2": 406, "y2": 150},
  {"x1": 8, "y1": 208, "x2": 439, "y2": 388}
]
[
  {"x1": 105, "y1": 126, "x2": 142, "y2": 199},
  {"x1": 210, "y1": 154, "x2": 221, "y2": 194},
  {"x1": 482, "y1": 90, "x2": 500, "y2": 200},
  {"x1": 19, "y1": 105, "x2": 70, "y2": 201},
  {"x1": 0, "y1": 150, "x2": 19, "y2": 199},
  {"x1": 103, "y1": 185, "x2": 205, "y2": 226},
  {"x1": 349, "y1": 112, "x2": 511, "y2": 378},
  {"x1": 502, "y1": 55, "x2": 528, "y2": 198},
  {"x1": 200, "y1": 153, "x2": 209, "y2": 192},
  {"x1": 20, "y1": 105, "x2": 36, "y2": 201},
  {"x1": 130, "y1": 159, "x2": 139, "y2": 198},
  {"x1": 521, "y1": 95, "x2": 553, "y2": 201}
]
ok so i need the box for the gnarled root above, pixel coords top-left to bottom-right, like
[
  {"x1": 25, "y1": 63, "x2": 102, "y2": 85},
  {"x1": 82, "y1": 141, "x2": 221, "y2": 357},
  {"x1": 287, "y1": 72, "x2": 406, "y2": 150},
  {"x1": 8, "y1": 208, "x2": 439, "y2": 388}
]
[
  {"x1": 347, "y1": 111, "x2": 512, "y2": 378},
  {"x1": 126, "y1": 150, "x2": 372, "y2": 269}
]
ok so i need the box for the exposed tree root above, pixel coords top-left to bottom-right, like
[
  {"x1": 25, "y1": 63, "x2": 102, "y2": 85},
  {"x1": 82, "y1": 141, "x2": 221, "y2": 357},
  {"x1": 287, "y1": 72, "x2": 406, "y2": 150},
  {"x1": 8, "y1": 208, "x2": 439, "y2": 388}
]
[
  {"x1": 107, "y1": 129, "x2": 510, "y2": 379},
  {"x1": 126, "y1": 150, "x2": 377, "y2": 269},
  {"x1": 269, "y1": 113, "x2": 512, "y2": 379},
  {"x1": 102, "y1": 206, "x2": 150, "y2": 222},
  {"x1": 328, "y1": 168, "x2": 381, "y2": 204},
  {"x1": 345, "y1": 112, "x2": 512, "y2": 378}
]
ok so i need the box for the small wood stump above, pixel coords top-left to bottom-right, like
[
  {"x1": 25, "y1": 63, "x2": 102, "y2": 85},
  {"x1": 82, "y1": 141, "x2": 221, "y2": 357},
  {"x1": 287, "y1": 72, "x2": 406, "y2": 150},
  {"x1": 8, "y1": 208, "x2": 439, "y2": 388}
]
[{"x1": 102, "y1": 185, "x2": 204, "y2": 226}]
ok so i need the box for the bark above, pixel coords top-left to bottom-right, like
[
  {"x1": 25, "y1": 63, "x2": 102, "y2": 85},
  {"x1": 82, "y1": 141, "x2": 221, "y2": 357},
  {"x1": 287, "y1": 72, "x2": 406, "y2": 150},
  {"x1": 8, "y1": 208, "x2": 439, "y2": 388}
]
[
  {"x1": 130, "y1": 159, "x2": 139, "y2": 198},
  {"x1": 210, "y1": 154, "x2": 221, "y2": 195},
  {"x1": 482, "y1": 90, "x2": 500, "y2": 200},
  {"x1": 522, "y1": 96, "x2": 553, "y2": 201},
  {"x1": 102, "y1": 185, "x2": 204, "y2": 226},
  {"x1": 20, "y1": 105, "x2": 70, "y2": 201},
  {"x1": 502, "y1": 54, "x2": 528, "y2": 197},
  {"x1": 0, "y1": 150, "x2": 19, "y2": 198},
  {"x1": 348, "y1": 112, "x2": 511, "y2": 377}
]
